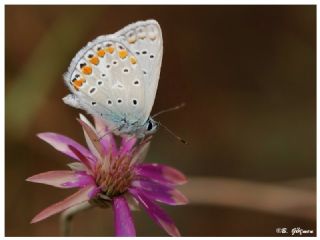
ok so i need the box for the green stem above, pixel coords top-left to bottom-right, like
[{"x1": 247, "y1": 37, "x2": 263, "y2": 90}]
[{"x1": 60, "y1": 201, "x2": 93, "y2": 236}]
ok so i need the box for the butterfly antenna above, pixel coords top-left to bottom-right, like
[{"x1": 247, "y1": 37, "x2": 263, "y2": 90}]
[
  {"x1": 158, "y1": 121, "x2": 188, "y2": 144},
  {"x1": 96, "y1": 127, "x2": 117, "y2": 141},
  {"x1": 152, "y1": 102, "x2": 186, "y2": 118},
  {"x1": 97, "y1": 131, "x2": 110, "y2": 141}
]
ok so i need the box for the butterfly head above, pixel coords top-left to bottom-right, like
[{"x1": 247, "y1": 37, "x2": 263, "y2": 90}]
[{"x1": 143, "y1": 117, "x2": 159, "y2": 136}]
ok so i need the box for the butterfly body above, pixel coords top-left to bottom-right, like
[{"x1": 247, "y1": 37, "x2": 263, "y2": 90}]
[{"x1": 63, "y1": 20, "x2": 163, "y2": 137}]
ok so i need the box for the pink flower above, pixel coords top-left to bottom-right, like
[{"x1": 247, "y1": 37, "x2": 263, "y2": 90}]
[{"x1": 27, "y1": 114, "x2": 188, "y2": 236}]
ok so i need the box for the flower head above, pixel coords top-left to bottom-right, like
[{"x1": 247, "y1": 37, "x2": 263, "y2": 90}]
[{"x1": 27, "y1": 114, "x2": 188, "y2": 236}]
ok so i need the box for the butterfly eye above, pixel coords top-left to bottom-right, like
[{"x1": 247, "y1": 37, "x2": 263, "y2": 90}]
[{"x1": 147, "y1": 121, "x2": 153, "y2": 131}]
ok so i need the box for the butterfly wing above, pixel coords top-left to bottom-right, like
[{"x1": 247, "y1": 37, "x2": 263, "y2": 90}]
[
  {"x1": 63, "y1": 20, "x2": 163, "y2": 133},
  {"x1": 115, "y1": 20, "x2": 163, "y2": 118}
]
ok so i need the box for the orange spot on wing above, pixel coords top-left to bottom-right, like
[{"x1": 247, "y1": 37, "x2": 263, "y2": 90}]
[
  {"x1": 118, "y1": 49, "x2": 128, "y2": 59},
  {"x1": 130, "y1": 56, "x2": 137, "y2": 64},
  {"x1": 82, "y1": 66, "x2": 92, "y2": 75},
  {"x1": 73, "y1": 78, "x2": 85, "y2": 90},
  {"x1": 97, "y1": 49, "x2": 105, "y2": 57},
  {"x1": 106, "y1": 47, "x2": 114, "y2": 54},
  {"x1": 89, "y1": 56, "x2": 99, "y2": 65}
]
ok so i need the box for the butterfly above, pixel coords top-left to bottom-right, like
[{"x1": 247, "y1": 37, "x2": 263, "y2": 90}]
[{"x1": 63, "y1": 20, "x2": 163, "y2": 138}]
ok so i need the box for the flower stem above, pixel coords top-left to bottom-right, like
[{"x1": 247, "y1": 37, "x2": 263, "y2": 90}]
[{"x1": 60, "y1": 201, "x2": 93, "y2": 236}]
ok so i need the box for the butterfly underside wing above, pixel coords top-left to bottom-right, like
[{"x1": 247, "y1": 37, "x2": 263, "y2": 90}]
[{"x1": 63, "y1": 19, "x2": 163, "y2": 136}]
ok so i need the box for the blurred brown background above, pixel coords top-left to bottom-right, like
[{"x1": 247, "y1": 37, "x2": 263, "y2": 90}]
[{"x1": 5, "y1": 5, "x2": 316, "y2": 236}]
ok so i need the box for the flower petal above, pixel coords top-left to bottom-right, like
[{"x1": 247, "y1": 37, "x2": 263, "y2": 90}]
[
  {"x1": 79, "y1": 113, "x2": 95, "y2": 130},
  {"x1": 124, "y1": 193, "x2": 140, "y2": 211},
  {"x1": 68, "y1": 145, "x2": 94, "y2": 171},
  {"x1": 132, "y1": 179, "x2": 188, "y2": 205},
  {"x1": 129, "y1": 188, "x2": 180, "y2": 236},
  {"x1": 134, "y1": 163, "x2": 187, "y2": 185},
  {"x1": 132, "y1": 178, "x2": 172, "y2": 192},
  {"x1": 31, "y1": 185, "x2": 97, "y2": 223},
  {"x1": 37, "y1": 132, "x2": 94, "y2": 163},
  {"x1": 140, "y1": 189, "x2": 187, "y2": 206},
  {"x1": 131, "y1": 141, "x2": 151, "y2": 166},
  {"x1": 26, "y1": 170, "x2": 94, "y2": 188},
  {"x1": 68, "y1": 162, "x2": 89, "y2": 172},
  {"x1": 78, "y1": 116, "x2": 105, "y2": 160},
  {"x1": 118, "y1": 136, "x2": 137, "y2": 157},
  {"x1": 112, "y1": 196, "x2": 136, "y2": 236},
  {"x1": 93, "y1": 116, "x2": 117, "y2": 157}
]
